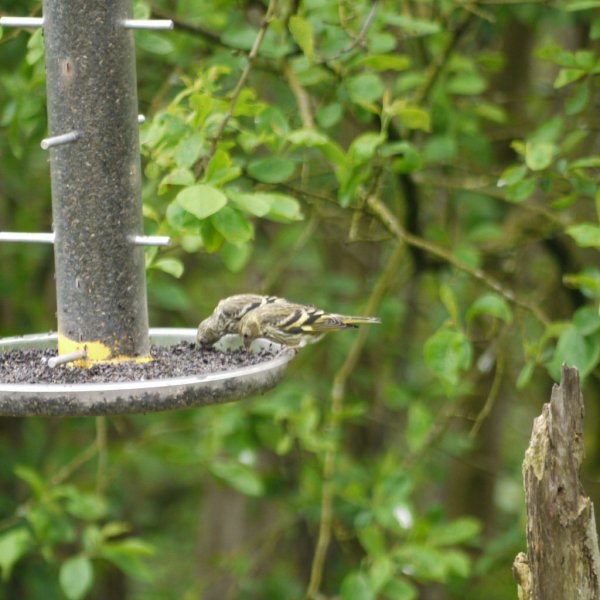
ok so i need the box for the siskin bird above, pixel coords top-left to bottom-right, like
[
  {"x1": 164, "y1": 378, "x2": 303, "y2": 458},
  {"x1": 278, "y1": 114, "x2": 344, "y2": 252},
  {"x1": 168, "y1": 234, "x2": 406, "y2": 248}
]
[
  {"x1": 238, "y1": 300, "x2": 381, "y2": 349},
  {"x1": 197, "y1": 294, "x2": 286, "y2": 346}
]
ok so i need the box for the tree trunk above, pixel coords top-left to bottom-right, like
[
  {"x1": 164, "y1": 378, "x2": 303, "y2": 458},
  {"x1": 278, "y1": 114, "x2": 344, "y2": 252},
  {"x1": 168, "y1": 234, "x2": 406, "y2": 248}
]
[{"x1": 514, "y1": 365, "x2": 600, "y2": 600}]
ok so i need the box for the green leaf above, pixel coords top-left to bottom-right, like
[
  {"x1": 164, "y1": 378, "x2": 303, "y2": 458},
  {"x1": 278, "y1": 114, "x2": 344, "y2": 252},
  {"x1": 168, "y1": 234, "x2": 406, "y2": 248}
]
[
  {"x1": 566, "y1": 81, "x2": 589, "y2": 115},
  {"x1": 504, "y1": 178, "x2": 536, "y2": 203},
  {"x1": 247, "y1": 156, "x2": 296, "y2": 183},
  {"x1": 384, "y1": 13, "x2": 440, "y2": 36},
  {"x1": 443, "y1": 550, "x2": 472, "y2": 578},
  {"x1": 497, "y1": 164, "x2": 527, "y2": 187},
  {"x1": 209, "y1": 460, "x2": 265, "y2": 496},
  {"x1": 64, "y1": 491, "x2": 108, "y2": 521},
  {"x1": 467, "y1": 293, "x2": 513, "y2": 324},
  {"x1": 554, "y1": 68, "x2": 586, "y2": 88},
  {"x1": 210, "y1": 205, "x2": 254, "y2": 244},
  {"x1": 221, "y1": 25, "x2": 256, "y2": 50},
  {"x1": 358, "y1": 54, "x2": 411, "y2": 71},
  {"x1": 287, "y1": 129, "x2": 347, "y2": 165},
  {"x1": 568, "y1": 156, "x2": 600, "y2": 170},
  {"x1": 428, "y1": 517, "x2": 481, "y2": 546},
  {"x1": 447, "y1": 72, "x2": 488, "y2": 95},
  {"x1": 564, "y1": 0, "x2": 600, "y2": 10},
  {"x1": 547, "y1": 326, "x2": 600, "y2": 379},
  {"x1": 381, "y1": 577, "x2": 418, "y2": 600},
  {"x1": 221, "y1": 242, "x2": 251, "y2": 272},
  {"x1": 176, "y1": 184, "x2": 227, "y2": 219},
  {"x1": 25, "y1": 29, "x2": 44, "y2": 65},
  {"x1": 287, "y1": 128, "x2": 329, "y2": 147},
  {"x1": 151, "y1": 258, "x2": 184, "y2": 279},
  {"x1": 406, "y1": 403, "x2": 434, "y2": 453},
  {"x1": 347, "y1": 73, "x2": 385, "y2": 104},
  {"x1": 99, "y1": 539, "x2": 155, "y2": 582},
  {"x1": 341, "y1": 571, "x2": 375, "y2": 600},
  {"x1": 174, "y1": 133, "x2": 205, "y2": 168},
  {"x1": 165, "y1": 200, "x2": 199, "y2": 231},
  {"x1": 199, "y1": 220, "x2": 225, "y2": 253},
  {"x1": 383, "y1": 141, "x2": 423, "y2": 173},
  {"x1": 100, "y1": 522, "x2": 132, "y2": 540},
  {"x1": 440, "y1": 284, "x2": 460, "y2": 324},
  {"x1": 0, "y1": 528, "x2": 32, "y2": 580},
  {"x1": 159, "y1": 168, "x2": 195, "y2": 194},
  {"x1": 348, "y1": 133, "x2": 385, "y2": 163},
  {"x1": 525, "y1": 141, "x2": 556, "y2": 171},
  {"x1": 563, "y1": 269, "x2": 600, "y2": 297},
  {"x1": 389, "y1": 103, "x2": 431, "y2": 131},
  {"x1": 148, "y1": 278, "x2": 191, "y2": 311},
  {"x1": 289, "y1": 16, "x2": 315, "y2": 61},
  {"x1": 356, "y1": 524, "x2": 386, "y2": 557},
  {"x1": 59, "y1": 555, "x2": 94, "y2": 600},
  {"x1": 14, "y1": 465, "x2": 45, "y2": 498},
  {"x1": 424, "y1": 327, "x2": 473, "y2": 387},
  {"x1": 516, "y1": 362, "x2": 536, "y2": 390},
  {"x1": 266, "y1": 194, "x2": 304, "y2": 222},
  {"x1": 204, "y1": 149, "x2": 242, "y2": 186},
  {"x1": 369, "y1": 556, "x2": 394, "y2": 591},
  {"x1": 229, "y1": 192, "x2": 272, "y2": 216},
  {"x1": 316, "y1": 103, "x2": 343, "y2": 128},
  {"x1": 566, "y1": 223, "x2": 600, "y2": 248},
  {"x1": 136, "y1": 31, "x2": 175, "y2": 55},
  {"x1": 255, "y1": 106, "x2": 289, "y2": 139},
  {"x1": 573, "y1": 306, "x2": 600, "y2": 335}
]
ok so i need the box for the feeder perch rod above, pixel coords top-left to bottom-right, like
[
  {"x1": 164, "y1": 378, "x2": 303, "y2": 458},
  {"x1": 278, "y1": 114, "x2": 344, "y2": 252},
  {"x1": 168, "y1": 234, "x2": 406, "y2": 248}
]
[
  {"x1": 0, "y1": 232, "x2": 55, "y2": 243},
  {"x1": 40, "y1": 131, "x2": 80, "y2": 150},
  {"x1": 0, "y1": 16, "x2": 44, "y2": 27},
  {"x1": 129, "y1": 235, "x2": 171, "y2": 246},
  {"x1": 0, "y1": 233, "x2": 171, "y2": 246},
  {"x1": 48, "y1": 349, "x2": 87, "y2": 368},
  {"x1": 122, "y1": 19, "x2": 174, "y2": 30}
]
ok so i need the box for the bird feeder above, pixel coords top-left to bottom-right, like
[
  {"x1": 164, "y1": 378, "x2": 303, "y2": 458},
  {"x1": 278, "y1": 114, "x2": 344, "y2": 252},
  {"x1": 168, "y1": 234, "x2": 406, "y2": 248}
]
[{"x1": 0, "y1": 1, "x2": 293, "y2": 416}]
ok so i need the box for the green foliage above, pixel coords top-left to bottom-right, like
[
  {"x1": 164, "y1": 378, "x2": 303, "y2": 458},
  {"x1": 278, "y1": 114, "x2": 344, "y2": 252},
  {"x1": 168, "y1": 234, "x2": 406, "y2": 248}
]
[
  {"x1": 2, "y1": 0, "x2": 600, "y2": 599},
  {"x1": 0, "y1": 465, "x2": 153, "y2": 599}
]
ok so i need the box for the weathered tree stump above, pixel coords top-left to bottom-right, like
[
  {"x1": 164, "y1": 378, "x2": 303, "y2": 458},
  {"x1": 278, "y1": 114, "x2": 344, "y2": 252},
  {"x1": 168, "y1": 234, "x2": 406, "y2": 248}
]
[{"x1": 514, "y1": 365, "x2": 600, "y2": 600}]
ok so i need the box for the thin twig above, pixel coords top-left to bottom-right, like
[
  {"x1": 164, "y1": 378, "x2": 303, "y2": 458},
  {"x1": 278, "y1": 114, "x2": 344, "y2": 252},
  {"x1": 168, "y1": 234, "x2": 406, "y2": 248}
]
[
  {"x1": 50, "y1": 441, "x2": 99, "y2": 486},
  {"x1": 306, "y1": 241, "x2": 406, "y2": 599},
  {"x1": 260, "y1": 215, "x2": 319, "y2": 294},
  {"x1": 365, "y1": 194, "x2": 550, "y2": 325},
  {"x1": 470, "y1": 350, "x2": 505, "y2": 438},
  {"x1": 413, "y1": 11, "x2": 474, "y2": 106},
  {"x1": 196, "y1": 0, "x2": 277, "y2": 177},
  {"x1": 150, "y1": 6, "x2": 224, "y2": 45},
  {"x1": 96, "y1": 416, "x2": 108, "y2": 495},
  {"x1": 316, "y1": 0, "x2": 380, "y2": 64},
  {"x1": 284, "y1": 61, "x2": 315, "y2": 129}
]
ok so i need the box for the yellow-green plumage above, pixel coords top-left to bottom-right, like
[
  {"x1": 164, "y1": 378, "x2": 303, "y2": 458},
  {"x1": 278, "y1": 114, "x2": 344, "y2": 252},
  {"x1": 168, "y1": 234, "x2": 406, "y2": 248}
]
[{"x1": 239, "y1": 301, "x2": 381, "y2": 348}]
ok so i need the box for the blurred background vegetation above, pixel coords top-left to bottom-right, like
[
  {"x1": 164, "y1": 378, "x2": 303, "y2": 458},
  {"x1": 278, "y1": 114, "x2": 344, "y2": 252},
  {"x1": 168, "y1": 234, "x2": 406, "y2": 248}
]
[{"x1": 1, "y1": 0, "x2": 600, "y2": 598}]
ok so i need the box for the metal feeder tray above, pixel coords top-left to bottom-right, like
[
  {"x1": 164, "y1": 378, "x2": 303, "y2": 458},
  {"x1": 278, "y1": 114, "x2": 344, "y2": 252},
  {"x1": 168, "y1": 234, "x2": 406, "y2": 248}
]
[{"x1": 0, "y1": 329, "x2": 295, "y2": 417}]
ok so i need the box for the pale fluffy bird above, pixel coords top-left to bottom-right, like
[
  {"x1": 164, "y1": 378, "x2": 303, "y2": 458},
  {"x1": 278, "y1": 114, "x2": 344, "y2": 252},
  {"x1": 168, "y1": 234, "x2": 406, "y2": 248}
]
[
  {"x1": 238, "y1": 301, "x2": 381, "y2": 349},
  {"x1": 197, "y1": 294, "x2": 285, "y2": 346}
]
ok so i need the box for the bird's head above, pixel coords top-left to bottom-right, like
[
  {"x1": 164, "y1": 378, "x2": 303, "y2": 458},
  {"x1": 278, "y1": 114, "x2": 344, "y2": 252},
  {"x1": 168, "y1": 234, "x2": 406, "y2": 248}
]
[
  {"x1": 239, "y1": 315, "x2": 261, "y2": 350},
  {"x1": 196, "y1": 316, "x2": 220, "y2": 347}
]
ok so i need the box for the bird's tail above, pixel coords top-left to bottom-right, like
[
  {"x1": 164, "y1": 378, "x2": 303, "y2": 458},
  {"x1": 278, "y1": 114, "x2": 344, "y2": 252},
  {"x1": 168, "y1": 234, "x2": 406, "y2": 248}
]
[{"x1": 338, "y1": 315, "x2": 382, "y2": 327}]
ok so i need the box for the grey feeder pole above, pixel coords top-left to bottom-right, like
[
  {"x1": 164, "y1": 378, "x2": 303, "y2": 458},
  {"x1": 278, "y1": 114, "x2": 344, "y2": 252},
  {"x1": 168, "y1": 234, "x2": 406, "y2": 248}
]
[{"x1": 43, "y1": 0, "x2": 150, "y2": 363}]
